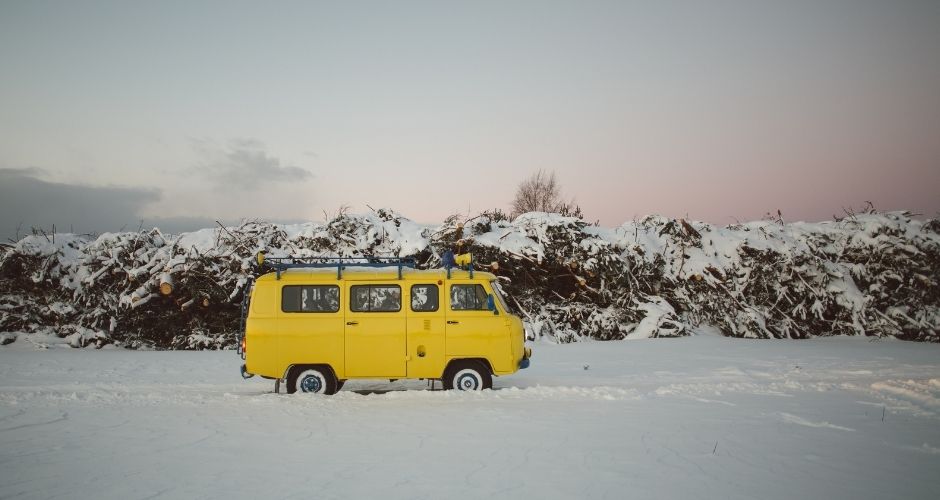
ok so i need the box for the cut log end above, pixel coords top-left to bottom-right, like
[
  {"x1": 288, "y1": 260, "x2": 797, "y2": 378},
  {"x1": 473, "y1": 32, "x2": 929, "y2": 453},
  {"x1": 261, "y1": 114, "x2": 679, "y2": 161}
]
[{"x1": 158, "y1": 273, "x2": 174, "y2": 296}]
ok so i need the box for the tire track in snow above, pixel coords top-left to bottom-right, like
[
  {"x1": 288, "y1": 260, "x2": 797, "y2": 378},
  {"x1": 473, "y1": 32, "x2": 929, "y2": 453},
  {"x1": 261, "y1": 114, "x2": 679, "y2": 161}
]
[
  {"x1": 0, "y1": 411, "x2": 68, "y2": 433},
  {"x1": 778, "y1": 412, "x2": 855, "y2": 432},
  {"x1": 868, "y1": 379, "x2": 940, "y2": 417}
]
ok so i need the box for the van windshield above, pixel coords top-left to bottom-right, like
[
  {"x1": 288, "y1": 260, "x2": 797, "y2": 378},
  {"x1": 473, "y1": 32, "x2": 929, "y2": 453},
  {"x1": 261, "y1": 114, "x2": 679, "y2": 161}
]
[{"x1": 491, "y1": 281, "x2": 510, "y2": 312}]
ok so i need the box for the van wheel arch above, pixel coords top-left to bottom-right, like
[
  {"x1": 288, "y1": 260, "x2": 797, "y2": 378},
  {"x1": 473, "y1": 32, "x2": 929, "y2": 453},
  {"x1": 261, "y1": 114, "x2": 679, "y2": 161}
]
[{"x1": 444, "y1": 357, "x2": 494, "y2": 376}]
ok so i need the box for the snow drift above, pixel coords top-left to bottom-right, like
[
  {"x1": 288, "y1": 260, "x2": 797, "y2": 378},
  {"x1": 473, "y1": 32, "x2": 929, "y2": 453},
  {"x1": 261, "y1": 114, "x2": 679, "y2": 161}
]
[{"x1": 1, "y1": 207, "x2": 938, "y2": 348}]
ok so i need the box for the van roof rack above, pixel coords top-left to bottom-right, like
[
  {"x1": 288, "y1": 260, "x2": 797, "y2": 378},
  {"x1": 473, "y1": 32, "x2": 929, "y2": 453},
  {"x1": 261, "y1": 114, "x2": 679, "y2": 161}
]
[{"x1": 258, "y1": 255, "x2": 416, "y2": 280}]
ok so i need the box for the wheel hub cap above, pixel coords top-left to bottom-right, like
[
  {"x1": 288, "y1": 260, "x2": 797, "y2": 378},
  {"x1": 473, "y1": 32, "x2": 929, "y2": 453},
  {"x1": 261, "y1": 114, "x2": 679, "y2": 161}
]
[
  {"x1": 457, "y1": 374, "x2": 478, "y2": 390},
  {"x1": 301, "y1": 375, "x2": 322, "y2": 392}
]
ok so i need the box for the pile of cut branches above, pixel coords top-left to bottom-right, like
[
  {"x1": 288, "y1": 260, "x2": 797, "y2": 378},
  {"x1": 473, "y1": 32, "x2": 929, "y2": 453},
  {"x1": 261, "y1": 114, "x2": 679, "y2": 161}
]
[{"x1": 1, "y1": 208, "x2": 937, "y2": 348}]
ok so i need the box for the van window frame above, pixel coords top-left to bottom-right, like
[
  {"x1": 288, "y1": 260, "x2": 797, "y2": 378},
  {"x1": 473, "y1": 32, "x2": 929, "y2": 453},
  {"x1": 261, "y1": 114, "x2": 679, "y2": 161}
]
[
  {"x1": 349, "y1": 284, "x2": 403, "y2": 313},
  {"x1": 281, "y1": 284, "x2": 341, "y2": 313}
]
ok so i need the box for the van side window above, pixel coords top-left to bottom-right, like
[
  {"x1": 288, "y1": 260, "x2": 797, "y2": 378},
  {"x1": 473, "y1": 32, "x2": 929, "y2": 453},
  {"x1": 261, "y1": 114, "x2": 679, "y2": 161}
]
[
  {"x1": 282, "y1": 285, "x2": 340, "y2": 313},
  {"x1": 350, "y1": 285, "x2": 402, "y2": 312},
  {"x1": 450, "y1": 284, "x2": 488, "y2": 311},
  {"x1": 411, "y1": 284, "x2": 439, "y2": 312}
]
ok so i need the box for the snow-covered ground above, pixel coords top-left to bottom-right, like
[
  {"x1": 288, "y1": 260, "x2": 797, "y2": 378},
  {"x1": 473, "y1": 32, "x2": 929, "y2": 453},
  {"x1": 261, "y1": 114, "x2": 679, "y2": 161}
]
[{"x1": 1, "y1": 335, "x2": 939, "y2": 499}]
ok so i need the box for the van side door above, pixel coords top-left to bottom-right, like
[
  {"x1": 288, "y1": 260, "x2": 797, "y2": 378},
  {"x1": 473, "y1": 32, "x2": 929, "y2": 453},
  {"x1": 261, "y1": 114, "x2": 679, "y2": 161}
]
[
  {"x1": 445, "y1": 282, "x2": 510, "y2": 364},
  {"x1": 405, "y1": 283, "x2": 445, "y2": 378},
  {"x1": 344, "y1": 282, "x2": 407, "y2": 378}
]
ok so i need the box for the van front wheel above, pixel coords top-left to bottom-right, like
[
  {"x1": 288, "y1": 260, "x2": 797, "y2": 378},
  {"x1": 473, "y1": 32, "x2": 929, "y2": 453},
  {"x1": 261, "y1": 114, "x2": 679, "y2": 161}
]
[
  {"x1": 443, "y1": 361, "x2": 492, "y2": 391},
  {"x1": 287, "y1": 366, "x2": 337, "y2": 395}
]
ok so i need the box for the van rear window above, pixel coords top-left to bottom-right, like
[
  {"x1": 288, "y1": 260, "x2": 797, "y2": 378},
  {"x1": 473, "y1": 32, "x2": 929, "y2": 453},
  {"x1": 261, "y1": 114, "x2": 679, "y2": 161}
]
[{"x1": 282, "y1": 285, "x2": 340, "y2": 313}]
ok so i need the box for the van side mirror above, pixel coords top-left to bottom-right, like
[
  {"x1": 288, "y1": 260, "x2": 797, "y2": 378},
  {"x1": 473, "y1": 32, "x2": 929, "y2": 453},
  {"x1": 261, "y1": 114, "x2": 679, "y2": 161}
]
[{"x1": 487, "y1": 294, "x2": 498, "y2": 315}]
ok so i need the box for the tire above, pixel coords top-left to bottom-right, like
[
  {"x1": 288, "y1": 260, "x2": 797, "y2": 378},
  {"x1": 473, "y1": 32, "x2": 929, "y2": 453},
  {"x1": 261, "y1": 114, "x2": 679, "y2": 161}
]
[
  {"x1": 442, "y1": 360, "x2": 492, "y2": 391},
  {"x1": 287, "y1": 365, "x2": 338, "y2": 395},
  {"x1": 336, "y1": 379, "x2": 346, "y2": 392}
]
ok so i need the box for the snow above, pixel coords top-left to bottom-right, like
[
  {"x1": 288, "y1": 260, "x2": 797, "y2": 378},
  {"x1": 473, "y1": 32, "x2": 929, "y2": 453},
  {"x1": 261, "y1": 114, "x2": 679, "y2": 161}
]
[
  {"x1": 2, "y1": 335, "x2": 939, "y2": 499},
  {"x1": 628, "y1": 296, "x2": 683, "y2": 339}
]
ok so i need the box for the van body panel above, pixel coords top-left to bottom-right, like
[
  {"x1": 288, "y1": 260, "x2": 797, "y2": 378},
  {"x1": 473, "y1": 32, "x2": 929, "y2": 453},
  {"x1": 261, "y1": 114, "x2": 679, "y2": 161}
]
[
  {"x1": 245, "y1": 284, "x2": 278, "y2": 378},
  {"x1": 508, "y1": 315, "x2": 525, "y2": 373},
  {"x1": 443, "y1": 308, "x2": 497, "y2": 357},
  {"x1": 276, "y1": 283, "x2": 345, "y2": 379}
]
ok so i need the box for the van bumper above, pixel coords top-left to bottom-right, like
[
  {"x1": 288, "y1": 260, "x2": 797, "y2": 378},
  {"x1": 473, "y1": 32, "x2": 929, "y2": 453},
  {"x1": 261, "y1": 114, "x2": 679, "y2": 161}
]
[{"x1": 519, "y1": 347, "x2": 532, "y2": 369}]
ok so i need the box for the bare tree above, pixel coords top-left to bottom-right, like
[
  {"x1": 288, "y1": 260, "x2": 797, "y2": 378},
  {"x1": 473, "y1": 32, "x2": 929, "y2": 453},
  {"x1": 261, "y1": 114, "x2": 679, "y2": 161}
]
[{"x1": 511, "y1": 170, "x2": 565, "y2": 217}]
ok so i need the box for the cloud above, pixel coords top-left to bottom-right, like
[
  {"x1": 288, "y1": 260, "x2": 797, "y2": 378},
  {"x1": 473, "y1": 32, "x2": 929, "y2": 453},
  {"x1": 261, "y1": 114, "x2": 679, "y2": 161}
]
[
  {"x1": 192, "y1": 139, "x2": 313, "y2": 190},
  {"x1": 1, "y1": 166, "x2": 48, "y2": 178},
  {"x1": 0, "y1": 139, "x2": 319, "y2": 242},
  {"x1": 0, "y1": 169, "x2": 233, "y2": 241}
]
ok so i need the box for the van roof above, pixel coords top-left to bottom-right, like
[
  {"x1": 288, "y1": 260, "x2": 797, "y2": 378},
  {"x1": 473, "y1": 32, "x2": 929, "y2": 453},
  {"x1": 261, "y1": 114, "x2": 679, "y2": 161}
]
[{"x1": 256, "y1": 267, "x2": 498, "y2": 283}]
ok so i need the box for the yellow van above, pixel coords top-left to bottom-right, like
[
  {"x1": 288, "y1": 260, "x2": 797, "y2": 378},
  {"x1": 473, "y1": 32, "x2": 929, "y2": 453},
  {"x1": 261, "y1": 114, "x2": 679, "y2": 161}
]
[{"x1": 238, "y1": 256, "x2": 531, "y2": 394}]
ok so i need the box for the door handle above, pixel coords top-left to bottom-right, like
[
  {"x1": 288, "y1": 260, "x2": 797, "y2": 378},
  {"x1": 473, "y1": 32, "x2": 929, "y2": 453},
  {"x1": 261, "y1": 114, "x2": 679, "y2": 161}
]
[
  {"x1": 447, "y1": 320, "x2": 459, "y2": 324},
  {"x1": 346, "y1": 321, "x2": 359, "y2": 326}
]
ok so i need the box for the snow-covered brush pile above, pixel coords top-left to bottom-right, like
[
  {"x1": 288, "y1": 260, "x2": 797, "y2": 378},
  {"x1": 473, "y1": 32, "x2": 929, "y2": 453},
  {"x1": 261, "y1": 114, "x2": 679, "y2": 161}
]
[
  {"x1": 0, "y1": 226, "x2": 260, "y2": 349},
  {"x1": 1, "y1": 208, "x2": 938, "y2": 348},
  {"x1": 0, "y1": 211, "x2": 438, "y2": 349},
  {"x1": 633, "y1": 212, "x2": 940, "y2": 342}
]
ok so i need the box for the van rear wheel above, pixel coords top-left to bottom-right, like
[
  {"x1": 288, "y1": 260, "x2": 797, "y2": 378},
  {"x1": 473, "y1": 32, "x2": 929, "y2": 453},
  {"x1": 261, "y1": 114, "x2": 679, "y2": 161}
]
[
  {"x1": 287, "y1": 366, "x2": 337, "y2": 395},
  {"x1": 443, "y1": 361, "x2": 492, "y2": 391}
]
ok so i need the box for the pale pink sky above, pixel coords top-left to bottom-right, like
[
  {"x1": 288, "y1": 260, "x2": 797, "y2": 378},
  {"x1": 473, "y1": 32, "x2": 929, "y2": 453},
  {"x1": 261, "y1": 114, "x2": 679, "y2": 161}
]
[{"x1": 1, "y1": 0, "x2": 938, "y2": 238}]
